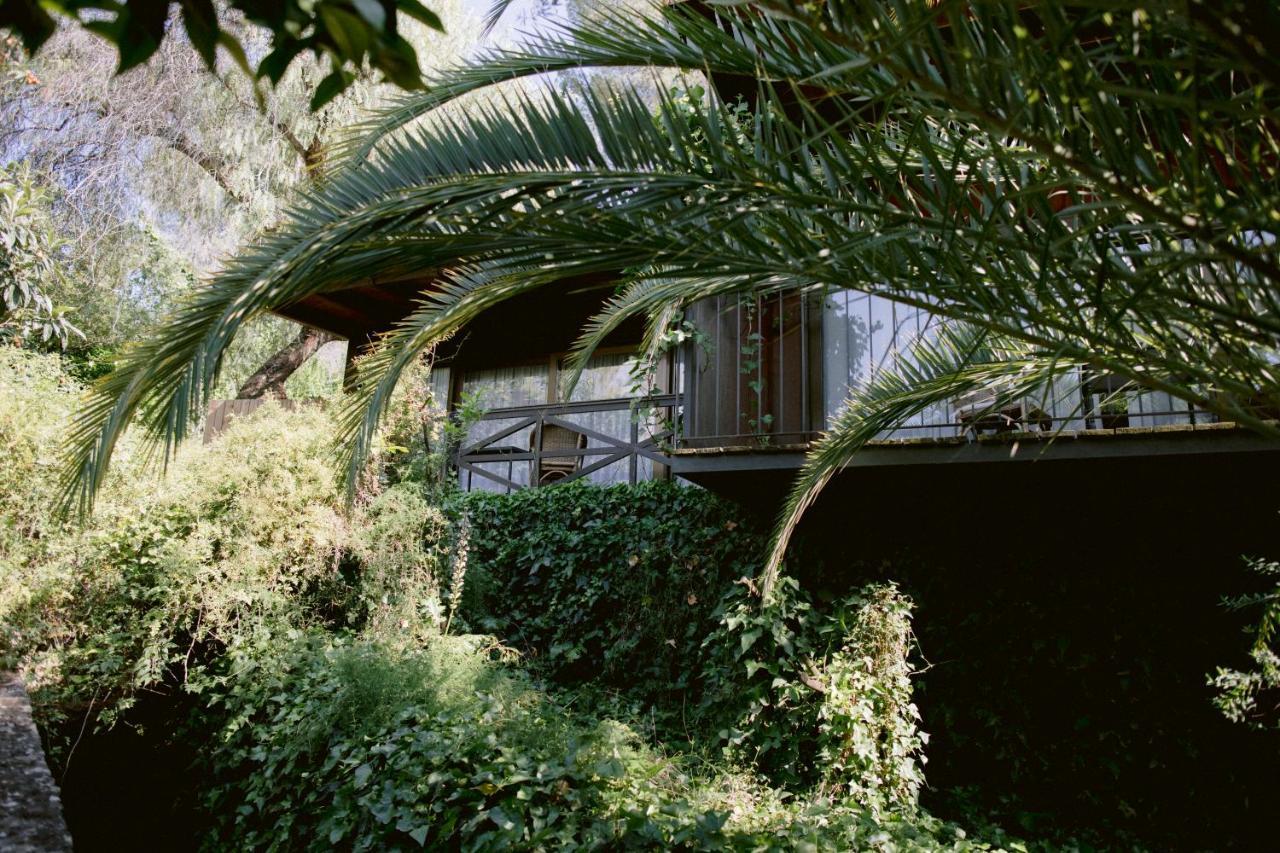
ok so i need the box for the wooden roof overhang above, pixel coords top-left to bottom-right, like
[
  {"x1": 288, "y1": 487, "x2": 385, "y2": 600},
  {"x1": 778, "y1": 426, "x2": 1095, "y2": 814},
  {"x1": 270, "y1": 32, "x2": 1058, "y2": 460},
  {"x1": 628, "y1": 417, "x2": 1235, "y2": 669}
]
[
  {"x1": 272, "y1": 270, "x2": 644, "y2": 368},
  {"x1": 275, "y1": 273, "x2": 436, "y2": 344}
]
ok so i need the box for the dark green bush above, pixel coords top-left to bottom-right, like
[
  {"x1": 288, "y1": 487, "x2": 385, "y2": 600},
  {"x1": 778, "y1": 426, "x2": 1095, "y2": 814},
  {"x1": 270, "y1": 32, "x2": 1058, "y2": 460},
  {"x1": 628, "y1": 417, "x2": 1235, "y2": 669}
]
[
  {"x1": 461, "y1": 481, "x2": 768, "y2": 704},
  {"x1": 460, "y1": 482, "x2": 931, "y2": 796},
  {"x1": 194, "y1": 630, "x2": 998, "y2": 853},
  {"x1": 197, "y1": 633, "x2": 614, "y2": 851}
]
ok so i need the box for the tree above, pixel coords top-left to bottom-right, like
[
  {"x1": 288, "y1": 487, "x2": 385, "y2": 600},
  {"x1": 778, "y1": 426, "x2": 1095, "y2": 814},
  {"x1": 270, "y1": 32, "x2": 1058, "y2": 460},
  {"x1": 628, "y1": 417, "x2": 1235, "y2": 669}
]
[
  {"x1": 0, "y1": 163, "x2": 80, "y2": 348},
  {"x1": 2, "y1": 2, "x2": 519, "y2": 388},
  {"x1": 234, "y1": 325, "x2": 339, "y2": 399},
  {"x1": 63, "y1": 1, "x2": 1280, "y2": 597},
  {"x1": 1, "y1": 0, "x2": 445, "y2": 109}
]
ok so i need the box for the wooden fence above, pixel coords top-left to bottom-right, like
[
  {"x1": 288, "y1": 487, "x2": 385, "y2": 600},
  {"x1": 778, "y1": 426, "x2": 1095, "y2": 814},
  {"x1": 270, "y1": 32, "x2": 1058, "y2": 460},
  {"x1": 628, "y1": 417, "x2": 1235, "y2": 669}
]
[{"x1": 203, "y1": 398, "x2": 314, "y2": 443}]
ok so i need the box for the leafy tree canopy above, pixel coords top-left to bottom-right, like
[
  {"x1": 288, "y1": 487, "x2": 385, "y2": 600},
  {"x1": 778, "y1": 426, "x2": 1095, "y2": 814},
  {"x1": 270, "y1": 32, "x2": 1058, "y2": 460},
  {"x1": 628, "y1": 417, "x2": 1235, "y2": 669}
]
[
  {"x1": 0, "y1": 163, "x2": 80, "y2": 348},
  {"x1": 1, "y1": 0, "x2": 445, "y2": 109}
]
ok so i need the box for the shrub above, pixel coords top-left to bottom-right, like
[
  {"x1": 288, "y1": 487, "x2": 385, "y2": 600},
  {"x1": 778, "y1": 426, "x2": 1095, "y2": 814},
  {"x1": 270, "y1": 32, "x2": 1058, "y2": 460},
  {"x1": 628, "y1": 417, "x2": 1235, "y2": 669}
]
[
  {"x1": 198, "y1": 633, "x2": 610, "y2": 851},
  {"x1": 1210, "y1": 556, "x2": 1280, "y2": 730},
  {"x1": 696, "y1": 576, "x2": 927, "y2": 797},
  {"x1": 0, "y1": 346, "x2": 78, "y2": 570},
  {"x1": 195, "y1": 630, "x2": 998, "y2": 853},
  {"x1": 349, "y1": 483, "x2": 451, "y2": 636},
  {"x1": 816, "y1": 584, "x2": 925, "y2": 814},
  {"x1": 0, "y1": 352, "x2": 1013, "y2": 849},
  {"x1": 461, "y1": 480, "x2": 770, "y2": 704},
  {"x1": 5, "y1": 397, "x2": 359, "y2": 738},
  {"x1": 460, "y1": 482, "x2": 930, "y2": 799}
]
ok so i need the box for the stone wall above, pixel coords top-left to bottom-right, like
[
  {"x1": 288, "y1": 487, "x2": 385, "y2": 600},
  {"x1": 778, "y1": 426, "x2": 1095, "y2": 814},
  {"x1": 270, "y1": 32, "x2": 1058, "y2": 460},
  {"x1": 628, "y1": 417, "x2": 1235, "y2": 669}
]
[{"x1": 0, "y1": 673, "x2": 72, "y2": 852}]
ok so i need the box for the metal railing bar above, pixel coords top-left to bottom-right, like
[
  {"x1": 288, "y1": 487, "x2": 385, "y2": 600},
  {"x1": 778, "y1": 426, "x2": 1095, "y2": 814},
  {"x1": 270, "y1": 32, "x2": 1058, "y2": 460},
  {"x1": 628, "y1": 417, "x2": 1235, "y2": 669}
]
[
  {"x1": 800, "y1": 292, "x2": 809, "y2": 434},
  {"x1": 456, "y1": 395, "x2": 686, "y2": 492},
  {"x1": 472, "y1": 395, "x2": 679, "y2": 420},
  {"x1": 542, "y1": 414, "x2": 643, "y2": 450},
  {"x1": 564, "y1": 449, "x2": 633, "y2": 482},
  {"x1": 457, "y1": 461, "x2": 524, "y2": 491},
  {"x1": 674, "y1": 410, "x2": 1223, "y2": 446},
  {"x1": 777, "y1": 290, "x2": 785, "y2": 436},
  {"x1": 458, "y1": 416, "x2": 537, "y2": 455},
  {"x1": 629, "y1": 419, "x2": 640, "y2": 483},
  {"x1": 735, "y1": 293, "x2": 741, "y2": 437},
  {"x1": 631, "y1": 442, "x2": 677, "y2": 466},
  {"x1": 463, "y1": 448, "x2": 618, "y2": 463},
  {"x1": 713, "y1": 294, "x2": 721, "y2": 440},
  {"x1": 460, "y1": 432, "x2": 677, "y2": 465}
]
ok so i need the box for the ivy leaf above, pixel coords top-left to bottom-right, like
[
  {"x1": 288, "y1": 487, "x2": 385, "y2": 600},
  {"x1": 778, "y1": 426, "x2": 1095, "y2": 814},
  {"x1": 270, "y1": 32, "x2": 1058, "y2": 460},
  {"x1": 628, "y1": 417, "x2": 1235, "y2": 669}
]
[
  {"x1": 740, "y1": 627, "x2": 762, "y2": 654},
  {"x1": 488, "y1": 805, "x2": 516, "y2": 831},
  {"x1": 409, "y1": 826, "x2": 429, "y2": 845},
  {"x1": 353, "y1": 762, "x2": 373, "y2": 788}
]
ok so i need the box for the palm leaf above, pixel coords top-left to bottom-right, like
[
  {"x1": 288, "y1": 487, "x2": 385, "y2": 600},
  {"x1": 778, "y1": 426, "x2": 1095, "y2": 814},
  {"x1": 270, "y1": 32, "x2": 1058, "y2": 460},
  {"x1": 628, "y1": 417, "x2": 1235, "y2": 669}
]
[
  {"x1": 61, "y1": 0, "x2": 1280, "y2": 585},
  {"x1": 762, "y1": 323, "x2": 1086, "y2": 598}
]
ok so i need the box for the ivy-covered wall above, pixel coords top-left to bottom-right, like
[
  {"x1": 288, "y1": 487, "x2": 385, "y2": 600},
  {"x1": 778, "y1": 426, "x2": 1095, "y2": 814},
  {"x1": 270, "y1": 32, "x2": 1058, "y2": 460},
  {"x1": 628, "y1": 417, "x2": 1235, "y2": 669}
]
[
  {"x1": 460, "y1": 470, "x2": 1280, "y2": 849},
  {"x1": 462, "y1": 482, "x2": 768, "y2": 702}
]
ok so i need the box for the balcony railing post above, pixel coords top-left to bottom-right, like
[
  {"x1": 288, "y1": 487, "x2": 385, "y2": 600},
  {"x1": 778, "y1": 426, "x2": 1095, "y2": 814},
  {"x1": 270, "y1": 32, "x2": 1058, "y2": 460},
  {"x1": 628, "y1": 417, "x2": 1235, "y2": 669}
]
[
  {"x1": 533, "y1": 412, "x2": 544, "y2": 488},
  {"x1": 629, "y1": 418, "x2": 639, "y2": 484}
]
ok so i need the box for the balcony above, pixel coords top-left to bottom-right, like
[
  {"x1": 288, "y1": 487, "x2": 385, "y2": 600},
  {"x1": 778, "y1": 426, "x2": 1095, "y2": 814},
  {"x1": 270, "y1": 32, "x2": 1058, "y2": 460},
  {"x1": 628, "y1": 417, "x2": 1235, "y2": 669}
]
[
  {"x1": 455, "y1": 394, "x2": 682, "y2": 493},
  {"x1": 677, "y1": 290, "x2": 1221, "y2": 450},
  {"x1": 449, "y1": 290, "x2": 1267, "y2": 493}
]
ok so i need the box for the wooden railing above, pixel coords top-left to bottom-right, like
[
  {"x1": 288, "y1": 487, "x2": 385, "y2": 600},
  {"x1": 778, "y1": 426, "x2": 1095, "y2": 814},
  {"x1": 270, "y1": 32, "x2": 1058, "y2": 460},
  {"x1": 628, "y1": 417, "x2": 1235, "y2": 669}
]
[{"x1": 456, "y1": 395, "x2": 681, "y2": 492}]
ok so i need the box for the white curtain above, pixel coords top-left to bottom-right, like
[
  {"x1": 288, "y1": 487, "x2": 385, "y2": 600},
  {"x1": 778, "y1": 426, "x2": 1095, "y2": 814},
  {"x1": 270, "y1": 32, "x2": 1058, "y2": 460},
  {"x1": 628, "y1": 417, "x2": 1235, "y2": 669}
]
[
  {"x1": 457, "y1": 364, "x2": 548, "y2": 493},
  {"x1": 560, "y1": 352, "x2": 655, "y2": 484}
]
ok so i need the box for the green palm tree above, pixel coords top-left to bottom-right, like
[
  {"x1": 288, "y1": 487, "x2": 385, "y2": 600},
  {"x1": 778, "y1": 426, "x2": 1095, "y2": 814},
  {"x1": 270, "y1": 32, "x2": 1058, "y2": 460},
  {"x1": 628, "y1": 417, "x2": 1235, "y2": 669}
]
[{"x1": 63, "y1": 0, "x2": 1280, "y2": 598}]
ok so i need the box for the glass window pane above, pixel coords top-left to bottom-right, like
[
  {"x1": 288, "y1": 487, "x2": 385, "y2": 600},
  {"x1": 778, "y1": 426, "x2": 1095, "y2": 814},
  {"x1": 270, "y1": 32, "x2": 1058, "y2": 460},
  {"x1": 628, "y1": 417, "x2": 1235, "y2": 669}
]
[
  {"x1": 461, "y1": 364, "x2": 548, "y2": 410},
  {"x1": 561, "y1": 351, "x2": 640, "y2": 402}
]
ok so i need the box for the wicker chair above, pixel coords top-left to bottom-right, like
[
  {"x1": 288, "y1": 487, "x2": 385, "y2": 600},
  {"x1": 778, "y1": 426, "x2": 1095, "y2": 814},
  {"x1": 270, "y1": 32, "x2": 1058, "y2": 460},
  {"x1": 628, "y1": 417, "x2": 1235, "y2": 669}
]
[{"x1": 530, "y1": 423, "x2": 587, "y2": 485}]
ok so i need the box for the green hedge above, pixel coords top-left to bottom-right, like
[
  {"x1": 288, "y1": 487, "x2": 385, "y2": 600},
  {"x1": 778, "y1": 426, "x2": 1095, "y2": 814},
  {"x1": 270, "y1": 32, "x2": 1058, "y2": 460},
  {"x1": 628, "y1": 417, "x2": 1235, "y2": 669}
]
[
  {"x1": 459, "y1": 482, "x2": 929, "y2": 795},
  {"x1": 462, "y1": 481, "x2": 768, "y2": 701},
  {"x1": 194, "y1": 631, "x2": 996, "y2": 852}
]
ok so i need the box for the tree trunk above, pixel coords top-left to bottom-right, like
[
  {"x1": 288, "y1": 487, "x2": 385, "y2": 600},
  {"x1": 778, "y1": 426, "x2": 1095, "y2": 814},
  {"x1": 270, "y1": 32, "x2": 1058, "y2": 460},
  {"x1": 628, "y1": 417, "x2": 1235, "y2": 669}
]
[{"x1": 235, "y1": 326, "x2": 338, "y2": 399}]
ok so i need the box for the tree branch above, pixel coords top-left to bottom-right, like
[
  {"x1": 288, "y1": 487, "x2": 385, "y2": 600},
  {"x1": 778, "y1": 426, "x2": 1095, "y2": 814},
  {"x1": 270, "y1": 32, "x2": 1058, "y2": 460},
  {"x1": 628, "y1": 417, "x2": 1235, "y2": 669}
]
[
  {"x1": 150, "y1": 124, "x2": 250, "y2": 205},
  {"x1": 235, "y1": 325, "x2": 339, "y2": 399}
]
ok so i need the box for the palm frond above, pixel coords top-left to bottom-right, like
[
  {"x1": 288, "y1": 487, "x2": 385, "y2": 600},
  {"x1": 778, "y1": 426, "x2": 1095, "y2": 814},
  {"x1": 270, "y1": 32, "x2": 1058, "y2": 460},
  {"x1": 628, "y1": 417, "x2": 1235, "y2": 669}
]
[
  {"x1": 328, "y1": 1, "x2": 849, "y2": 168},
  {"x1": 62, "y1": 0, "x2": 1280, "y2": 556},
  {"x1": 482, "y1": 0, "x2": 520, "y2": 36},
  {"x1": 761, "y1": 324, "x2": 1084, "y2": 599}
]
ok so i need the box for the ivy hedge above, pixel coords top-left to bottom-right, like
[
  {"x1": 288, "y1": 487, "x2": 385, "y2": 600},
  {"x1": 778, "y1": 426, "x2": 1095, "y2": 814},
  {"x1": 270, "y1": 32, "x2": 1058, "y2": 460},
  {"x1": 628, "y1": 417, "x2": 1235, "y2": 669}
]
[
  {"x1": 462, "y1": 481, "x2": 766, "y2": 701},
  {"x1": 459, "y1": 482, "x2": 929, "y2": 797}
]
